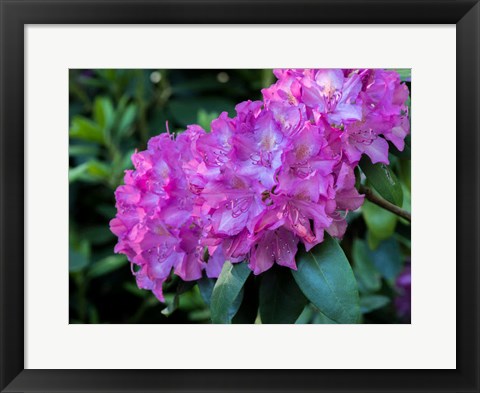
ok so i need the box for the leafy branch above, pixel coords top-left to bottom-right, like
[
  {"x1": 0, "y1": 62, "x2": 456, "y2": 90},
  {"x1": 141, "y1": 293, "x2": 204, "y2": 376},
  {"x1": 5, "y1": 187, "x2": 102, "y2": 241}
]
[{"x1": 360, "y1": 185, "x2": 411, "y2": 222}]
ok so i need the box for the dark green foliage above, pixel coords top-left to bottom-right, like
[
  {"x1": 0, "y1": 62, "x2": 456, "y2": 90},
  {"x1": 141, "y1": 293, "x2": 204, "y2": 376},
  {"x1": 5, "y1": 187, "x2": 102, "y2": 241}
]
[
  {"x1": 360, "y1": 156, "x2": 403, "y2": 207},
  {"x1": 292, "y1": 236, "x2": 360, "y2": 324},
  {"x1": 259, "y1": 266, "x2": 308, "y2": 324},
  {"x1": 210, "y1": 262, "x2": 251, "y2": 324}
]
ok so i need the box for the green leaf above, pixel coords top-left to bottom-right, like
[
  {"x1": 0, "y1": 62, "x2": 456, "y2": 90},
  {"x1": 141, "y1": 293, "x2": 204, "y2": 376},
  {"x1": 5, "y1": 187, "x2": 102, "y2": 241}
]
[
  {"x1": 87, "y1": 255, "x2": 127, "y2": 278},
  {"x1": 210, "y1": 262, "x2": 251, "y2": 324},
  {"x1": 360, "y1": 295, "x2": 390, "y2": 313},
  {"x1": 177, "y1": 285, "x2": 207, "y2": 311},
  {"x1": 116, "y1": 104, "x2": 137, "y2": 138},
  {"x1": 69, "y1": 239, "x2": 90, "y2": 272},
  {"x1": 88, "y1": 305, "x2": 100, "y2": 324},
  {"x1": 96, "y1": 204, "x2": 117, "y2": 219},
  {"x1": 400, "y1": 158, "x2": 411, "y2": 191},
  {"x1": 366, "y1": 230, "x2": 381, "y2": 250},
  {"x1": 161, "y1": 293, "x2": 179, "y2": 316},
  {"x1": 362, "y1": 199, "x2": 397, "y2": 241},
  {"x1": 69, "y1": 144, "x2": 100, "y2": 157},
  {"x1": 188, "y1": 309, "x2": 211, "y2": 322},
  {"x1": 295, "y1": 305, "x2": 314, "y2": 324},
  {"x1": 69, "y1": 163, "x2": 90, "y2": 183},
  {"x1": 352, "y1": 239, "x2": 381, "y2": 294},
  {"x1": 70, "y1": 116, "x2": 104, "y2": 144},
  {"x1": 93, "y1": 97, "x2": 115, "y2": 147},
  {"x1": 93, "y1": 97, "x2": 115, "y2": 131},
  {"x1": 232, "y1": 276, "x2": 259, "y2": 324},
  {"x1": 259, "y1": 267, "x2": 308, "y2": 324},
  {"x1": 228, "y1": 290, "x2": 245, "y2": 322},
  {"x1": 83, "y1": 225, "x2": 115, "y2": 245},
  {"x1": 369, "y1": 238, "x2": 403, "y2": 282},
  {"x1": 197, "y1": 276, "x2": 216, "y2": 307},
  {"x1": 69, "y1": 160, "x2": 111, "y2": 184},
  {"x1": 392, "y1": 68, "x2": 411, "y2": 82},
  {"x1": 261, "y1": 68, "x2": 275, "y2": 88},
  {"x1": 312, "y1": 309, "x2": 338, "y2": 324},
  {"x1": 197, "y1": 109, "x2": 219, "y2": 131},
  {"x1": 292, "y1": 235, "x2": 360, "y2": 324},
  {"x1": 168, "y1": 97, "x2": 235, "y2": 127},
  {"x1": 96, "y1": 69, "x2": 118, "y2": 82},
  {"x1": 360, "y1": 156, "x2": 403, "y2": 207},
  {"x1": 86, "y1": 160, "x2": 110, "y2": 178}
]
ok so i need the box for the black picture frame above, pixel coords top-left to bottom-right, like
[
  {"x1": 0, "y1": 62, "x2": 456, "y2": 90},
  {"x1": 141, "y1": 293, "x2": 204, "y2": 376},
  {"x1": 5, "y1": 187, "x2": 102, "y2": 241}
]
[{"x1": 1, "y1": 1, "x2": 479, "y2": 392}]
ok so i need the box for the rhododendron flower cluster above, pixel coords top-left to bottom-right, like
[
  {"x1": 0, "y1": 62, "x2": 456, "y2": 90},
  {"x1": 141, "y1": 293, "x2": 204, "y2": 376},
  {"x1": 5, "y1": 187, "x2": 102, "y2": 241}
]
[{"x1": 110, "y1": 69, "x2": 410, "y2": 301}]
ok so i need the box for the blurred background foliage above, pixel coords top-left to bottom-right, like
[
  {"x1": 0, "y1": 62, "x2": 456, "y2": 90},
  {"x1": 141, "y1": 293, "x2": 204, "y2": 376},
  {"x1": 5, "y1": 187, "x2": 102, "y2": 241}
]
[{"x1": 69, "y1": 69, "x2": 411, "y2": 324}]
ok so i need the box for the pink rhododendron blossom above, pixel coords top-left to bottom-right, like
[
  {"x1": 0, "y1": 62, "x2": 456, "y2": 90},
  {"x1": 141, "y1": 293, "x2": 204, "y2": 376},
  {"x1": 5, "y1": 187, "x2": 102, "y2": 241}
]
[{"x1": 111, "y1": 68, "x2": 410, "y2": 300}]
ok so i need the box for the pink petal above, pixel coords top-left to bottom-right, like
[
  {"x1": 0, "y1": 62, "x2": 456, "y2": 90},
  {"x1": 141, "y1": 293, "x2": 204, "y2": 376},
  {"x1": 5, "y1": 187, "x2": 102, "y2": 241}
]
[
  {"x1": 205, "y1": 246, "x2": 225, "y2": 278},
  {"x1": 273, "y1": 227, "x2": 298, "y2": 270},
  {"x1": 249, "y1": 233, "x2": 276, "y2": 275},
  {"x1": 361, "y1": 137, "x2": 390, "y2": 164},
  {"x1": 174, "y1": 253, "x2": 203, "y2": 281}
]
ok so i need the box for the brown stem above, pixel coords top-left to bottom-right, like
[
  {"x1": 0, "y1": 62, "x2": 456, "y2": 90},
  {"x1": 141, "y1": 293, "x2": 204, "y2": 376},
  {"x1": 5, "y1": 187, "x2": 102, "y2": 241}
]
[{"x1": 359, "y1": 185, "x2": 411, "y2": 222}]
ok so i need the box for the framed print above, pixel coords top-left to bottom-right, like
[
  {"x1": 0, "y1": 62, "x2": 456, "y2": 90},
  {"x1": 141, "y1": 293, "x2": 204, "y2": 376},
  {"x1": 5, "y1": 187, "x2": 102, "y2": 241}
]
[
  {"x1": 66, "y1": 66, "x2": 413, "y2": 327},
  {"x1": 1, "y1": 1, "x2": 479, "y2": 392}
]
